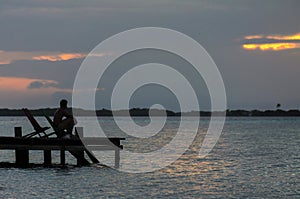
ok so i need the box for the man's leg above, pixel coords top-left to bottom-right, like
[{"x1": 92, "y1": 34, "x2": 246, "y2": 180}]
[{"x1": 60, "y1": 118, "x2": 75, "y2": 135}]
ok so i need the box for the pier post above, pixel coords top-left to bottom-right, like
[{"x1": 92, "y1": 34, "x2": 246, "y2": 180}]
[
  {"x1": 60, "y1": 149, "x2": 65, "y2": 165},
  {"x1": 44, "y1": 150, "x2": 51, "y2": 166},
  {"x1": 75, "y1": 127, "x2": 85, "y2": 166},
  {"x1": 15, "y1": 127, "x2": 29, "y2": 167}
]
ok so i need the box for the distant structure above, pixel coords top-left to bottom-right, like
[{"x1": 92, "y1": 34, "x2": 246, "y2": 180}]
[{"x1": 276, "y1": 103, "x2": 281, "y2": 109}]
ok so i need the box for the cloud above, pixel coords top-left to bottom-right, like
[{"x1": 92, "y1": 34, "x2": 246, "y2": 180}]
[
  {"x1": 0, "y1": 77, "x2": 59, "y2": 91},
  {"x1": 32, "y1": 53, "x2": 86, "y2": 62},
  {"x1": 242, "y1": 33, "x2": 300, "y2": 51},
  {"x1": 0, "y1": 50, "x2": 86, "y2": 65},
  {"x1": 0, "y1": 50, "x2": 113, "y2": 65},
  {"x1": 244, "y1": 35, "x2": 264, "y2": 40},
  {"x1": 265, "y1": 34, "x2": 300, "y2": 40},
  {"x1": 27, "y1": 80, "x2": 59, "y2": 89},
  {"x1": 32, "y1": 52, "x2": 112, "y2": 62},
  {"x1": 0, "y1": 76, "x2": 74, "y2": 98},
  {"x1": 243, "y1": 43, "x2": 300, "y2": 51}
]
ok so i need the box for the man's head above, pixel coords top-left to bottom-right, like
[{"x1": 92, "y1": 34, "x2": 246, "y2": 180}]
[{"x1": 60, "y1": 99, "x2": 68, "y2": 109}]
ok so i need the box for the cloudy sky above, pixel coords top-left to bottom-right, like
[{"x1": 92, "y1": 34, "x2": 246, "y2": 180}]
[{"x1": 0, "y1": 0, "x2": 299, "y2": 110}]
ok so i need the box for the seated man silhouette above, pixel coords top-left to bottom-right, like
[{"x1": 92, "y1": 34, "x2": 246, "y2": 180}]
[{"x1": 53, "y1": 99, "x2": 76, "y2": 138}]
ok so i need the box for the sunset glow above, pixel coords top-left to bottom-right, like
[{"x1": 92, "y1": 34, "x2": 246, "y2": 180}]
[
  {"x1": 0, "y1": 50, "x2": 113, "y2": 65},
  {"x1": 266, "y1": 33, "x2": 300, "y2": 40},
  {"x1": 0, "y1": 61, "x2": 10, "y2": 65},
  {"x1": 33, "y1": 53, "x2": 86, "y2": 62},
  {"x1": 0, "y1": 77, "x2": 71, "y2": 108},
  {"x1": 242, "y1": 33, "x2": 300, "y2": 51},
  {"x1": 0, "y1": 51, "x2": 87, "y2": 64},
  {"x1": 244, "y1": 35, "x2": 264, "y2": 40},
  {"x1": 245, "y1": 33, "x2": 300, "y2": 41},
  {"x1": 0, "y1": 77, "x2": 58, "y2": 91},
  {"x1": 243, "y1": 43, "x2": 300, "y2": 51}
]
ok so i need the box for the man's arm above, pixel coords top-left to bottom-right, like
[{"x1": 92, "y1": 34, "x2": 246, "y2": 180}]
[
  {"x1": 63, "y1": 109, "x2": 74, "y2": 119},
  {"x1": 63, "y1": 109, "x2": 77, "y2": 125}
]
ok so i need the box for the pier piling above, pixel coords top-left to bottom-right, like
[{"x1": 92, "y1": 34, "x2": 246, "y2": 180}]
[
  {"x1": 60, "y1": 149, "x2": 66, "y2": 165},
  {"x1": 15, "y1": 127, "x2": 29, "y2": 167},
  {"x1": 75, "y1": 127, "x2": 85, "y2": 166},
  {"x1": 44, "y1": 150, "x2": 51, "y2": 166}
]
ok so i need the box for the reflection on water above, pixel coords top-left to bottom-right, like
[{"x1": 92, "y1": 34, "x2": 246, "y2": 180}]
[{"x1": 0, "y1": 117, "x2": 299, "y2": 198}]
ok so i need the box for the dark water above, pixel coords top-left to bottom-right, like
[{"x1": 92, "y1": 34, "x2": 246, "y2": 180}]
[{"x1": 0, "y1": 117, "x2": 299, "y2": 198}]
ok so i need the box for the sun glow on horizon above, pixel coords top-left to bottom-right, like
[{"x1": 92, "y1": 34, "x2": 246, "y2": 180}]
[
  {"x1": 0, "y1": 77, "x2": 70, "y2": 108},
  {"x1": 0, "y1": 76, "x2": 106, "y2": 107}
]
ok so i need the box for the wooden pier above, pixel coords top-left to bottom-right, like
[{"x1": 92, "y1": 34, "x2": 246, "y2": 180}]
[{"x1": 0, "y1": 127, "x2": 124, "y2": 168}]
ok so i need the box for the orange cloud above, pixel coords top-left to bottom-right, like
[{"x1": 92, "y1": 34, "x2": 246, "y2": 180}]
[
  {"x1": 244, "y1": 35, "x2": 264, "y2": 40},
  {"x1": 245, "y1": 33, "x2": 300, "y2": 41},
  {"x1": 33, "y1": 53, "x2": 86, "y2": 61},
  {"x1": 0, "y1": 50, "x2": 113, "y2": 64},
  {"x1": 242, "y1": 33, "x2": 300, "y2": 51},
  {"x1": 265, "y1": 33, "x2": 300, "y2": 40},
  {"x1": 0, "y1": 76, "x2": 105, "y2": 94},
  {"x1": 243, "y1": 43, "x2": 300, "y2": 51},
  {"x1": 0, "y1": 77, "x2": 58, "y2": 91}
]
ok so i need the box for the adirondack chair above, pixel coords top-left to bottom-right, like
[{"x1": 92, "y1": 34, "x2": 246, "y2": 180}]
[{"x1": 22, "y1": 108, "x2": 56, "y2": 138}]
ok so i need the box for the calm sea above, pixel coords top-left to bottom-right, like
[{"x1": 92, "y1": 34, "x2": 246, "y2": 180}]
[{"x1": 0, "y1": 117, "x2": 299, "y2": 198}]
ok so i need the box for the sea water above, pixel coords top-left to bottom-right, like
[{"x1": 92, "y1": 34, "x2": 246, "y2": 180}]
[{"x1": 0, "y1": 117, "x2": 299, "y2": 198}]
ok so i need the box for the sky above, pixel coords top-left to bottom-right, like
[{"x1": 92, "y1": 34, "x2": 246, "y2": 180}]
[{"x1": 0, "y1": 0, "x2": 300, "y2": 111}]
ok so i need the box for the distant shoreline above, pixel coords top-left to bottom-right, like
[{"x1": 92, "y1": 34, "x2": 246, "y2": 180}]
[{"x1": 1, "y1": 108, "x2": 300, "y2": 117}]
